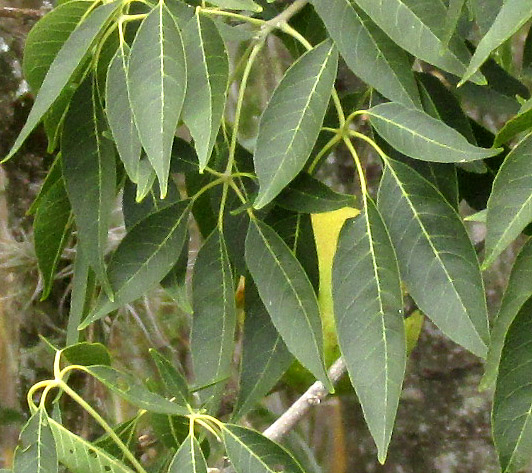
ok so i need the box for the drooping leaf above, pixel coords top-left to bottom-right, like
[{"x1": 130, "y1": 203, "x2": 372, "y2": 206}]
[
  {"x1": 494, "y1": 100, "x2": 532, "y2": 147},
  {"x1": 233, "y1": 281, "x2": 293, "y2": 421},
  {"x1": 492, "y1": 297, "x2": 532, "y2": 473},
  {"x1": 460, "y1": 0, "x2": 532, "y2": 85},
  {"x1": 332, "y1": 198, "x2": 405, "y2": 462},
  {"x1": 245, "y1": 219, "x2": 331, "y2": 389},
  {"x1": 5, "y1": 1, "x2": 121, "y2": 161},
  {"x1": 368, "y1": 102, "x2": 501, "y2": 163},
  {"x1": 223, "y1": 424, "x2": 305, "y2": 473},
  {"x1": 62, "y1": 77, "x2": 116, "y2": 299},
  {"x1": 482, "y1": 239, "x2": 532, "y2": 390},
  {"x1": 128, "y1": 1, "x2": 187, "y2": 198},
  {"x1": 150, "y1": 349, "x2": 191, "y2": 406},
  {"x1": 182, "y1": 13, "x2": 229, "y2": 171},
  {"x1": 80, "y1": 201, "x2": 191, "y2": 327},
  {"x1": 190, "y1": 230, "x2": 236, "y2": 410},
  {"x1": 34, "y1": 179, "x2": 71, "y2": 300},
  {"x1": 82, "y1": 365, "x2": 189, "y2": 415},
  {"x1": 13, "y1": 408, "x2": 57, "y2": 473},
  {"x1": 207, "y1": 0, "x2": 262, "y2": 11},
  {"x1": 312, "y1": 0, "x2": 421, "y2": 108},
  {"x1": 485, "y1": 133, "x2": 532, "y2": 267},
  {"x1": 62, "y1": 342, "x2": 111, "y2": 367},
  {"x1": 377, "y1": 159, "x2": 489, "y2": 357},
  {"x1": 253, "y1": 39, "x2": 338, "y2": 209},
  {"x1": 168, "y1": 434, "x2": 208, "y2": 473}
]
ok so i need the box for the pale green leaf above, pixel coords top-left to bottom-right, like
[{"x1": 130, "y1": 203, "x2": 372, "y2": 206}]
[
  {"x1": 332, "y1": 197, "x2": 405, "y2": 462},
  {"x1": 369, "y1": 101, "x2": 501, "y2": 163},
  {"x1": 207, "y1": 0, "x2": 262, "y2": 12},
  {"x1": 4, "y1": 1, "x2": 120, "y2": 161},
  {"x1": 377, "y1": 159, "x2": 489, "y2": 357},
  {"x1": 182, "y1": 13, "x2": 229, "y2": 171},
  {"x1": 128, "y1": 2, "x2": 187, "y2": 198},
  {"x1": 311, "y1": 0, "x2": 421, "y2": 108},
  {"x1": 245, "y1": 219, "x2": 331, "y2": 390},
  {"x1": 253, "y1": 39, "x2": 338, "y2": 209},
  {"x1": 485, "y1": 133, "x2": 532, "y2": 267},
  {"x1": 168, "y1": 434, "x2": 208, "y2": 473}
]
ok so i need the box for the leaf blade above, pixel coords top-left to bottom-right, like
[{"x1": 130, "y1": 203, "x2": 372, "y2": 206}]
[{"x1": 168, "y1": 434, "x2": 208, "y2": 473}]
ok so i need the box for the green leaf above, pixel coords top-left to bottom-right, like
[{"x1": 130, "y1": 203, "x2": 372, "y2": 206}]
[
  {"x1": 28, "y1": 155, "x2": 62, "y2": 216},
  {"x1": 492, "y1": 297, "x2": 532, "y2": 473},
  {"x1": 93, "y1": 417, "x2": 139, "y2": 459},
  {"x1": 245, "y1": 219, "x2": 331, "y2": 389},
  {"x1": 80, "y1": 200, "x2": 191, "y2": 327},
  {"x1": 62, "y1": 77, "x2": 116, "y2": 299},
  {"x1": 460, "y1": 0, "x2": 532, "y2": 85},
  {"x1": 83, "y1": 365, "x2": 189, "y2": 415},
  {"x1": 377, "y1": 159, "x2": 489, "y2": 357},
  {"x1": 190, "y1": 230, "x2": 236, "y2": 409},
  {"x1": 253, "y1": 39, "x2": 338, "y2": 209},
  {"x1": 485, "y1": 133, "x2": 532, "y2": 267},
  {"x1": 352, "y1": 0, "x2": 485, "y2": 84},
  {"x1": 106, "y1": 44, "x2": 142, "y2": 183},
  {"x1": 34, "y1": 179, "x2": 71, "y2": 300},
  {"x1": 311, "y1": 0, "x2": 421, "y2": 108},
  {"x1": 49, "y1": 418, "x2": 134, "y2": 473},
  {"x1": 441, "y1": 0, "x2": 466, "y2": 51},
  {"x1": 168, "y1": 434, "x2": 208, "y2": 473},
  {"x1": 128, "y1": 1, "x2": 187, "y2": 198},
  {"x1": 494, "y1": 101, "x2": 532, "y2": 147},
  {"x1": 182, "y1": 13, "x2": 229, "y2": 171},
  {"x1": 368, "y1": 102, "x2": 501, "y2": 163},
  {"x1": 150, "y1": 349, "x2": 191, "y2": 406},
  {"x1": 276, "y1": 173, "x2": 356, "y2": 214},
  {"x1": 469, "y1": 0, "x2": 503, "y2": 34},
  {"x1": 150, "y1": 414, "x2": 189, "y2": 449},
  {"x1": 62, "y1": 342, "x2": 111, "y2": 366},
  {"x1": 482, "y1": 239, "x2": 532, "y2": 390},
  {"x1": 233, "y1": 281, "x2": 293, "y2": 421},
  {"x1": 332, "y1": 197, "x2": 405, "y2": 463},
  {"x1": 4, "y1": 1, "x2": 120, "y2": 161},
  {"x1": 206, "y1": 0, "x2": 262, "y2": 12},
  {"x1": 223, "y1": 424, "x2": 305, "y2": 473},
  {"x1": 13, "y1": 408, "x2": 57, "y2": 473}
]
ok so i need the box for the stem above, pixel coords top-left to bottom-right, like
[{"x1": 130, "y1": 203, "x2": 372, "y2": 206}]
[
  {"x1": 199, "y1": 8, "x2": 265, "y2": 26},
  {"x1": 343, "y1": 136, "x2": 368, "y2": 196},
  {"x1": 191, "y1": 177, "x2": 225, "y2": 202},
  {"x1": 307, "y1": 134, "x2": 342, "y2": 174},
  {"x1": 349, "y1": 130, "x2": 389, "y2": 162}
]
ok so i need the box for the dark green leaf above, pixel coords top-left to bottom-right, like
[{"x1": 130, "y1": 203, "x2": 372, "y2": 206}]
[
  {"x1": 62, "y1": 342, "x2": 111, "y2": 367},
  {"x1": 253, "y1": 39, "x2": 338, "y2": 209},
  {"x1": 128, "y1": 2, "x2": 187, "y2": 198},
  {"x1": 245, "y1": 219, "x2": 331, "y2": 389},
  {"x1": 150, "y1": 414, "x2": 188, "y2": 449},
  {"x1": 160, "y1": 235, "x2": 192, "y2": 314},
  {"x1": 377, "y1": 159, "x2": 489, "y2": 357},
  {"x1": 28, "y1": 155, "x2": 62, "y2": 216},
  {"x1": 494, "y1": 101, "x2": 532, "y2": 147},
  {"x1": 468, "y1": 0, "x2": 503, "y2": 34},
  {"x1": 150, "y1": 349, "x2": 191, "y2": 406},
  {"x1": 168, "y1": 434, "x2": 208, "y2": 473},
  {"x1": 93, "y1": 417, "x2": 139, "y2": 459},
  {"x1": 441, "y1": 0, "x2": 466, "y2": 52}
]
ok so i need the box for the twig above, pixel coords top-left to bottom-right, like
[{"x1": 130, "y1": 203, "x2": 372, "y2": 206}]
[{"x1": 0, "y1": 7, "x2": 46, "y2": 20}]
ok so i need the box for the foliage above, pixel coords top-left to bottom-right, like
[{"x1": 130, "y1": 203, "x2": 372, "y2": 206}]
[{"x1": 6, "y1": 0, "x2": 532, "y2": 471}]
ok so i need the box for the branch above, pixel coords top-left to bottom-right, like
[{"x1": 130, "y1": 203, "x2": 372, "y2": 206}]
[{"x1": 0, "y1": 7, "x2": 46, "y2": 20}]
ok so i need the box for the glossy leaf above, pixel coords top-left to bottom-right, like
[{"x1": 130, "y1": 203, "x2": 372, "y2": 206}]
[
  {"x1": 182, "y1": 13, "x2": 229, "y2": 171},
  {"x1": 233, "y1": 281, "x2": 293, "y2": 420},
  {"x1": 377, "y1": 159, "x2": 489, "y2": 357},
  {"x1": 80, "y1": 201, "x2": 191, "y2": 327},
  {"x1": 190, "y1": 230, "x2": 236, "y2": 409},
  {"x1": 5, "y1": 1, "x2": 120, "y2": 161},
  {"x1": 168, "y1": 434, "x2": 208, "y2": 473},
  {"x1": 34, "y1": 179, "x2": 71, "y2": 300},
  {"x1": 485, "y1": 133, "x2": 532, "y2": 267},
  {"x1": 150, "y1": 349, "x2": 191, "y2": 406},
  {"x1": 253, "y1": 39, "x2": 338, "y2": 209},
  {"x1": 13, "y1": 408, "x2": 57, "y2": 473},
  {"x1": 62, "y1": 77, "x2": 116, "y2": 298},
  {"x1": 245, "y1": 219, "x2": 331, "y2": 389},
  {"x1": 223, "y1": 424, "x2": 305, "y2": 473},
  {"x1": 493, "y1": 297, "x2": 532, "y2": 473},
  {"x1": 128, "y1": 1, "x2": 187, "y2": 198},
  {"x1": 369, "y1": 102, "x2": 501, "y2": 163},
  {"x1": 312, "y1": 0, "x2": 421, "y2": 108},
  {"x1": 333, "y1": 198, "x2": 405, "y2": 462},
  {"x1": 482, "y1": 239, "x2": 532, "y2": 390}
]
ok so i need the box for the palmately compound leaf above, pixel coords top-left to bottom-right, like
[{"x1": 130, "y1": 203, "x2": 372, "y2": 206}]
[
  {"x1": 485, "y1": 133, "x2": 532, "y2": 267},
  {"x1": 493, "y1": 297, "x2": 532, "y2": 473},
  {"x1": 369, "y1": 102, "x2": 501, "y2": 164},
  {"x1": 190, "y1": 230, "x2": 236, "y2": 410},
  {"x1": 4, "y1": 1, "x2": 120, "y2": 161},
  {"x1": 253, "y1": 39, "x2": 338, "y2": 209},
  {"x1": 168, "y1": 434, "x2": 208, "y2": 473},
  {"x1": 245, "y1": 219, "x2": 331, "y2": 390},
  {"x1": 62, "y1": 77, "x2": 116, "y2": 299},
  {"x1": 182, "y1": 13, "x2": 229, "y2": 171},
  {"x1": 128, "y1": 1, "x2": 187, "y2": 198},
  {"x1": 13, "y1": 407, "x2": 57, "y2": 473},
  {"x1": 311, "y1": 0, "x2": 421, "y2": 108},
  {"x1": 460, "y1": 0, "x2": 532, "y2": 85},
  {"x1": 223, "y1": 424, "x2": 305, "y2": 473},
  {"x1": 482, "y1": 239, "x2": 532, "y2": 390},
  {"x1": 80, "y1": 201, "x2": 191, "y2": 327},
  {"x1": 377, "y1": 159, "x2": 489, "y2": 358},
  {"x1": 332, "y1": 197, "x2": 405, "y2": 463}
]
